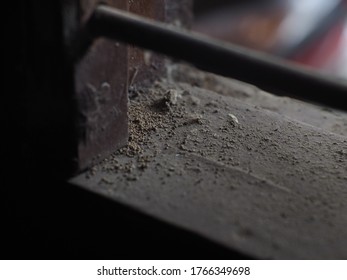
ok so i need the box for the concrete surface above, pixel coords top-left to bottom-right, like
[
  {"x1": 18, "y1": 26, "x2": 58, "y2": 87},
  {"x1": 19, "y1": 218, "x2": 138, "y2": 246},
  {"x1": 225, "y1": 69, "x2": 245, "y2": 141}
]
[{"x1": 71, "y1": 65, "x2": 347, "y2": 259}]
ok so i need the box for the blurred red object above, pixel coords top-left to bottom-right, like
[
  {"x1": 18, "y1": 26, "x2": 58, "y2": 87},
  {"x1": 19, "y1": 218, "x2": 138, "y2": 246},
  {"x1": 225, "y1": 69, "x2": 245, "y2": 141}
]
[
  {"x1": 292, "y1": 23, "x2": 344, "y2": 69},
  {"x1": 194, "y1": 0, "x2": 347, "y2": 78}
]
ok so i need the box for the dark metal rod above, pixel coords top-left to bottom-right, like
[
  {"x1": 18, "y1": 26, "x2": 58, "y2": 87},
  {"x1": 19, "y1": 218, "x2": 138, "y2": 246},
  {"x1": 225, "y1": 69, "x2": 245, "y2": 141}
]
[{"x1": 89, "y1": 5, "x2": 347, "y2": 111}]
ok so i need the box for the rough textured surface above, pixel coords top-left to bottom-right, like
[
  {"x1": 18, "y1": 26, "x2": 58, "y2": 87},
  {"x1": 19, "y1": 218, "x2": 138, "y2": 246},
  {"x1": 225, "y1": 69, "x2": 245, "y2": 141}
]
[
  {"x1": 165, "y1": 0, "x2": 193, "y2": 28},
  {"x1": 75, "y1": 0, "x2": 129, "y2": 172},
  {"x1": 170, "y1": 65, "x2": 347, "y2": 137},
  {"x1": 127, "y1": 0, "x2": 193, "y2": 88},
  {"x1": 72, "y1": 65, "x2": 347, "y2": 259},
  {"x1": 128, "y1": 0, "x2": 166, "y2": 87}
]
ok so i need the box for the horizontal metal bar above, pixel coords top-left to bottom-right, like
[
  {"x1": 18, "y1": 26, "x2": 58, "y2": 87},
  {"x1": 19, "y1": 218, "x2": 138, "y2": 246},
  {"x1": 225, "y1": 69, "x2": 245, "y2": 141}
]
[{"x1": 88, "y1": 5, "x2": 347, "y2": 111}]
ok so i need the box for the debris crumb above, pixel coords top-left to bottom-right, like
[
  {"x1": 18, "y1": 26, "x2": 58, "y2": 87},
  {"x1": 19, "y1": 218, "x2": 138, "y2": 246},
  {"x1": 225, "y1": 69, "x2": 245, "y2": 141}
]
[
  {"x1": 166, "y1": 89, "x2": 179, "y2": 105},
  {"x1": 228, "y1": 113, "x2": 239, "y2": 125}
]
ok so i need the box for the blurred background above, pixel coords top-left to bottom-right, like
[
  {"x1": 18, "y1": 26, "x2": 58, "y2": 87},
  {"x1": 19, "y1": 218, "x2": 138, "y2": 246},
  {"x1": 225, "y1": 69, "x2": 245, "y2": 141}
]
[{"x1": 193, "y1": 0, "x2": 347, "y2": 80}]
